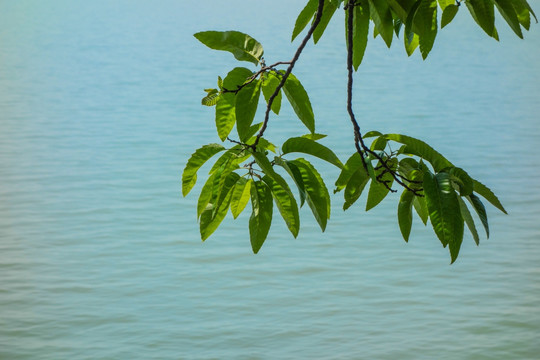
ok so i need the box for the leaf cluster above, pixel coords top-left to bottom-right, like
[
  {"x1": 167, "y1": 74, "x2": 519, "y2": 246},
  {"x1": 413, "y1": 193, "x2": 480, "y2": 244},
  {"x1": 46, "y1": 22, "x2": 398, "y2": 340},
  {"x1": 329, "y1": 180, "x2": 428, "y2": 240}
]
[{"x1": 184, "y1": 0, "x2": 534, "y2": 262}]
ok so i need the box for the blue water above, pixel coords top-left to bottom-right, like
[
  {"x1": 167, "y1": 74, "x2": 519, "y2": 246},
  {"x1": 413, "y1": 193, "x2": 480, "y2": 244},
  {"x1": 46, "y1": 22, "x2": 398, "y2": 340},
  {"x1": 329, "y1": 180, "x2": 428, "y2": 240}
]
[{"x1": 1, "y1": 1, "x2": 539, "y2": 359}]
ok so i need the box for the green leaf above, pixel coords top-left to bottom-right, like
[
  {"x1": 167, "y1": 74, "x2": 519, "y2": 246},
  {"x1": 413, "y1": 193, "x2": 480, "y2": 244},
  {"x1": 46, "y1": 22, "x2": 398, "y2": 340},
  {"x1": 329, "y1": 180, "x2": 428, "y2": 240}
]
[
  {"x1": 368, "y1": 0, "x2": 394, "y2": 47},
  {"x1": 366, "y1": 158, "x2": 397, "y2": 211},
  {"x1": 343, "y1": 167, "x2": 370, "y2": 210},
  {"x1": 197, "y1": 173, "x2": 216, "y2": 219},
  {"x1": 282, "y1": 72, "x2": 315, "y2": 133},
  {"x1": 398, "y1": 190, "x2": 415, "y2": 242},
  {"x1": 202, "y1": 92, "x2": 221, "y2": 106},
  {"x1": 236, "y1": 79, "x2": 262, "y2": 141},
  {"x1": 446, "y1": 167, "x2": 474, "y2": 196},
  {"x1": 194, "y1": 31, "x2": 264, "y2": 65},
  {"x1": 493, "y1": 0, "x2": 523, "y2": 38},
  {"x1": 465, "y1": 0, "x2": 498, "y2": 39},
  {"x1": 404, "y1": 32, "x2": 420, "y2": 56},
  {"x1": 262, "y1": 175, "x2": 300, "y2": 238},
  {"x1": 467, "y1": 193, "x2": 489, "y2": 238},
  {"x1": 199, "y1": 172, "x2": 240, "y2": 241},
  {"x1": 335, "y1": 153, "x2": 365, "y2": 192},
  {"x1": 441, "y1": 4, "x2": 459, "y2": 28},
  {"x1": 423, "y1": 171, "x2": 464, "y2": 263},
  {"x1": 437, "y1": 0, "x2": 455, "y2": 11},
  {"x1": 215, "y1": 93, "x2": 236, "y2": 141},
  {"x1": 302, "y1": 133, "x2": 327, "y2": 140},
  {"x1": 292, "y1": 0, "x2": 318, "y2": 41},
  {"x1": 230, "y1": 177, "x2": 252, "y2": 219},
  {"x1": 416, "y1": 0, "x2": 438, "y2": 59},
  {"x1": 290, "y1": 158, "x2": 331, "y2": 231},
  {"x1": 349, "y1": 0, "x2": 370, "y2": 70},
  {"x1": 274, "y1": 157, "x2": 307, "y2": 207},
  {"x1": 223, "y1": 67, "x2": 253, "y2": 91},
  {"x1": 384, "y1": 133, "x2": 453, "y2": 172},
  {"x1": 363, "y1": 130, "x2": 383, "y2": 138},
  {"x1": 313, "y1": 0, "x2": 339, "y2": 44},
  {"x1": 261, "y1": 72, "x2": 282, "y2": 115},
  {"x1": 473, "y1": 179, "x2": 507, "y2": 214},
  {"x1": 182, "y1": 144, "x2": 226, "y2": 196},
  {"x1": 249, "y1": 180, "x2": 273, "y2": 253},
  {"x1": 209, "y1": 146, "x2": 248, "y2": 174},
  {"x1": 370, "y1": 136, "x2": 387, "y2": 151},
  {"x1": 282, "y1": 137, "x2": 343, "y2": 169},
  {"x1": 413, "y1": 195, "x2": 429, "y2": 225},
  {"x1": 458, "y1": 196, "x2": 480, "y2": 245}
]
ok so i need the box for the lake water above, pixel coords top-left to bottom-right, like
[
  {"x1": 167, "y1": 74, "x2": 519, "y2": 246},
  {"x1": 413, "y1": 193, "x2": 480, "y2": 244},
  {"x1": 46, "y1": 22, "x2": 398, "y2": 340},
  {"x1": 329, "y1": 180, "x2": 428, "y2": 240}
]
[{"x1": 1, "y1": 1, "x2": 539, "y2": 359}]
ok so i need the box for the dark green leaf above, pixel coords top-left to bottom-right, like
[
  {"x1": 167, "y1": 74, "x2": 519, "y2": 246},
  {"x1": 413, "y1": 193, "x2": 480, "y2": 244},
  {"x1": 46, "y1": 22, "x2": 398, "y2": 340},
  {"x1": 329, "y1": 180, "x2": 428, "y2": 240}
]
[
  {"x1": 441, "y1": 4, "x2": 459, "y2": 28},
  {"x1": 194, "y1": 31, "x2": 264, "y2": 65},
  {"x1": 368, "y1": 0, "x2": 395, "y2": 47},
  {"x1": 423, "y1": 171, "x2": 464, "y2": 263},
  {"x1": 398, "y1": 190, "x2": 415, "y2": 242},
  {"x1": 262, "y1": 175, "x2": 300, "y2": 238},
  {"x1": 473, "y1": 179, "x2": 507, "y2": 214},
  {"x1": 290, "y1": 158, "x2": 331, "y2": 231},
  {"x1": 349, "y1": 0, "x2": 370, "y2": 70},
  {"x1": 385, "y1": 133, "x2": 453, "y2": 172},
  {"x1": 335, "y1": 153, "x2": 365, "y2": 192},
  {"x1": 446, "y1": 167, "x2": 474, "y2": 196},
  {"x1": 366, "y1": 158, "x2": 397, "y2": 211},
  {"x1": 416, "y1": 0, "x2": 438, "y2": 59},
  {"x1": 413, "y1": 195, "x2": 429, "y2": 225},
  {"x1": 313, "y1": 0, "x2": 339, "y2": 44},
  {"x1": 343, "y1": 167, "x2": 370, "y2": 210},
  {"x1": 223, "y1": 67, "x2": 254, "y2": 91},
  {"x1": 274, "y1": 157, "x2": 307, "y2": 207},
  {"x1": 209, "y1": 146, "x2": 248, "y2": 174},
  {"x1": 236, "y1": 79, "x2": 262, "y2": 141},
  {"x1": 261, "y1": 72, "x2": 282, "y2": 115},
  {"x1": 292, "y1": 0, "x2": 318, "y2": 41},
  {"x1": 493, "y1": 0, "x2": 523, "y2": 38},
  {"x1": 467, "y1": 193, "x2": 489, "y2": 238},
  {"x1": 230, "y1": 177, "x2": 252, "y2": 219},
  {"x1": 458, "y1": 196, "x2": 480, "y2": 245},
  {"x1": 465, "y1": 0, "x2": 498, "y2": 39},
  {"x1": 249, "y1": 180, "x2": 273, "y2": 253},
  {"x1": 282, "y1": 137, "x2": 343, "y2": 168},
  {"x1": 282, "y1": 72, "x2": 315, "y2": 133},
  {"x1": 182, "y1": 144, "x2": 226, "y2": 196}
]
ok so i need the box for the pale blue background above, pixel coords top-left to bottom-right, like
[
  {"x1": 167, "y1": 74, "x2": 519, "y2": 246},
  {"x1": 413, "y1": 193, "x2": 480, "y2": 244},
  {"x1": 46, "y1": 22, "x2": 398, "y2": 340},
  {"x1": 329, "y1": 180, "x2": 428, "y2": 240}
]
[{"x1": 1, "y1": 1, "x2": 539, "y2": 359}]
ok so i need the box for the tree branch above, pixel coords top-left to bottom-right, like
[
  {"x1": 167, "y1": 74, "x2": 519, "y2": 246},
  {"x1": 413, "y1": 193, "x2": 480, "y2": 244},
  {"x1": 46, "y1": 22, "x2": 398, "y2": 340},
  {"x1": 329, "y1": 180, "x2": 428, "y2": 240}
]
[
  {"x1": 252, "y1": 0, "x2": 326, "y2": 149},
  {"x1": 345, "y1": 1, "x2": 423, "y2": 195}
]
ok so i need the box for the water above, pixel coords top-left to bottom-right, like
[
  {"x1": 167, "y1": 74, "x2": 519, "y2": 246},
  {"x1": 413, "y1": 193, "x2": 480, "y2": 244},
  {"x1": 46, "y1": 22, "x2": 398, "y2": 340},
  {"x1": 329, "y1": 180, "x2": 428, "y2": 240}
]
[{"x1": 1, "y1": 1, "x2": 539, "y2": 359}]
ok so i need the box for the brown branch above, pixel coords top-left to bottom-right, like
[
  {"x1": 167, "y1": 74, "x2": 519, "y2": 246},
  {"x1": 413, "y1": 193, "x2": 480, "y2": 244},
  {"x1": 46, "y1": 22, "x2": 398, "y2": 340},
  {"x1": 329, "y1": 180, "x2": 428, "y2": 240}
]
[
  {"x1": 251, "y1": 0, "x2": 326, "y2": 149},
  {"x1": 345, "y1": 1, "x2": 423, "y2": 196}
]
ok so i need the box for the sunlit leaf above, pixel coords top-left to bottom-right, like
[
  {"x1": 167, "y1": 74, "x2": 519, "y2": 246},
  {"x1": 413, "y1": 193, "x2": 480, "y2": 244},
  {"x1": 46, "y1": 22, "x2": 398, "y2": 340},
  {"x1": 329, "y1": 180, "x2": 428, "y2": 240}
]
[
  {"x1": 263, "y1": 174, "x2": 300, "y2": 238},
  {"x1": 292, "y1": 0, "x2": 318, "y2": 41},
  {"x1": 230, "y1": 177, "x2": 252, "y2": 219},
  {"x1": 282, "y1": 137, "x2": 343, "y2": 168},
  {"x1": 182, "y1": 144, "x2": 225, "y2": 196},
  {"x1": 194, "y1": 31, "x2": 264, "y2": 65},
  {"x1": 282, "y1": 72, "x2": 315, "y2": 133},
  {"x1": 416, "y1": 0, "x2": 438, "y2": 59},
  {"x1": 368, "y1": 0, "x2": 394, "y2": 47},
  {"x1": 413, "y1": 195, "x2": 429, "y2": 225},
  {"x1": 366, "y1": 158, "x2": 397, "y2": 211},
  {"x1": 313, "y1": 0, "x2": 338, "y2": 44},
  {"x1": 335, "y1": 153, "x2": 365, "y2": 192},
  {"x1": 261, "y1": 72, "x2": 282, "y2": 115}
]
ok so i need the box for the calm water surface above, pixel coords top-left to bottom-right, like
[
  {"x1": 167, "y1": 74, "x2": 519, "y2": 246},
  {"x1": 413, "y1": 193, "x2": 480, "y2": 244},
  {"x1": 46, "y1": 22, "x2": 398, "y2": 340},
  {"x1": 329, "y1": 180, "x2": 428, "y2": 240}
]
[{"x1": 1, "y1": 1, "x2": 539, "y2": 359}]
